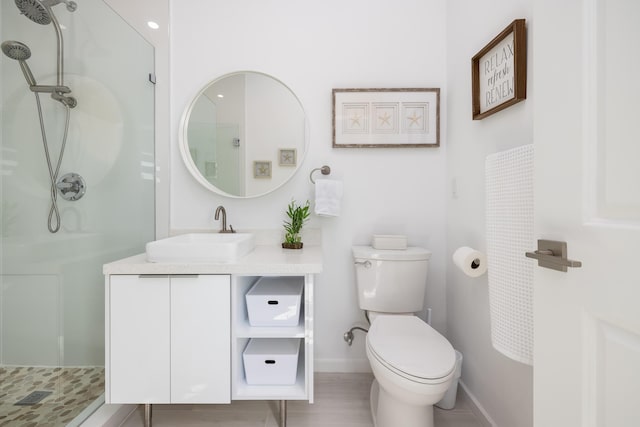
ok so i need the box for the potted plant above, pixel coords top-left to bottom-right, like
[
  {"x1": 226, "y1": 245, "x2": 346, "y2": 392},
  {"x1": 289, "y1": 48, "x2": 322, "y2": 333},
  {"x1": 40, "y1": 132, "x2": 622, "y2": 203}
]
[{"x1": 282, "y1": 199, "x2": 310, "y2": 249}]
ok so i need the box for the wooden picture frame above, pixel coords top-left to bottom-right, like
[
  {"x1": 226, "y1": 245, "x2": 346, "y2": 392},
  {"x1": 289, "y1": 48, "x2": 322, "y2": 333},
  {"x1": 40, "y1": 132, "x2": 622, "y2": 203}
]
[
  {"x1": 471, "y1": 19, "x2": 527, "y2": 120},
  {"x1": 332, "y1": 88, "x2": 440, "y2": 148}
]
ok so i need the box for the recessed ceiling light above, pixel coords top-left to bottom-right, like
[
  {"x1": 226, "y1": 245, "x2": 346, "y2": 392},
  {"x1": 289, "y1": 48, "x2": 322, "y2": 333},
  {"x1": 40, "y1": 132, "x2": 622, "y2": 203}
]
[
  {"x1": 217, "y1": 94, "x2": 224, "y2": 98},
  {"x1": 147, "y1": 21, "x2": 160, "y2": 30}
]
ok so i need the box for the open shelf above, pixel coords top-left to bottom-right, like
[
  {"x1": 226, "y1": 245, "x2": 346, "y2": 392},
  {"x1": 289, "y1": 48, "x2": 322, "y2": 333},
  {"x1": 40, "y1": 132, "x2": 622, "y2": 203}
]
[
  {"x1": 235, "y1": 322, "x2": 305, "y2": 339},
  {"x1": 231, "y1": 275, "x2": 312, "y2": 402}
]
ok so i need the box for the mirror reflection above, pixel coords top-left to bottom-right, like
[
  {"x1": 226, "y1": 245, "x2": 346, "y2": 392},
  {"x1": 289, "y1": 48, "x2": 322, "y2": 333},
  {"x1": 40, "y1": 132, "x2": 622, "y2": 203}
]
[{"x1": 181, "y1": 72, "x2": 307, "y2": 198}]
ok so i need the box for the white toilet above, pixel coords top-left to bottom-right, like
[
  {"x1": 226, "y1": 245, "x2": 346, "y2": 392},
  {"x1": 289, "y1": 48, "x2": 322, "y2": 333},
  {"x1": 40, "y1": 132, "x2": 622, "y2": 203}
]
[{"x1": 352, "y1": 245, "x2": 456, "y2": 427}]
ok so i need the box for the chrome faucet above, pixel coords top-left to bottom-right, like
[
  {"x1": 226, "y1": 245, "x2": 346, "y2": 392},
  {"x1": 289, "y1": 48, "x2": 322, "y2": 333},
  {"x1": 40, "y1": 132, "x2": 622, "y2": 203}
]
[{"x1": 214, "y1": 205, "x2": 235, "y2": 233}]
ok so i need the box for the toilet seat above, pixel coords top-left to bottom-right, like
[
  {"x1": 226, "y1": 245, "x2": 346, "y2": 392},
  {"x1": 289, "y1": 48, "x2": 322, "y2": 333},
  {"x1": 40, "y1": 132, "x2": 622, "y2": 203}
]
[{"x1": 367, "y1": 315, "x2": 455, "y2": 384}]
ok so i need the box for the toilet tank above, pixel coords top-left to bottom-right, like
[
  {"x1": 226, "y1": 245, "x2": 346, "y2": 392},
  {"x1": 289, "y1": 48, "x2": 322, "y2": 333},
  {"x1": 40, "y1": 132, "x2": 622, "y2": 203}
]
[{"x1": 352, "y1": 246, "x2": 431, "y2": 314}]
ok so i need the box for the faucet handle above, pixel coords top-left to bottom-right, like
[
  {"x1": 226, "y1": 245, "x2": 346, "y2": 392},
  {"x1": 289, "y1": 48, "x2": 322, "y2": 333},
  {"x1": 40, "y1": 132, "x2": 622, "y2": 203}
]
[{"x1": 219, "y1": 224, "x2": 235, "y2": 234}]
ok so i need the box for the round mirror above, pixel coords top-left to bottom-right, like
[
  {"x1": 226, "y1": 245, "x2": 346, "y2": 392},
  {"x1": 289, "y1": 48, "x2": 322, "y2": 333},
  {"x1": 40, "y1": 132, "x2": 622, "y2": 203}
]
[{"x1": 179, "y1": 71, "x2": 307, "y2": 198}]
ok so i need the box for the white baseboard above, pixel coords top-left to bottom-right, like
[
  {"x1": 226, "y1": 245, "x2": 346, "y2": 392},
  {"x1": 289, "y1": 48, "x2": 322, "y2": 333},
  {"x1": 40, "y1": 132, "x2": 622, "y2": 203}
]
[
  {"x1": 314, "y1": 358, "x2": 372, "y2": 373},
  {"x1": 459, "y1": 381, "x2": 497, "y2": 427},
  {"x1": 80, "y1": 404, "x2": 137, "y2": 427}
]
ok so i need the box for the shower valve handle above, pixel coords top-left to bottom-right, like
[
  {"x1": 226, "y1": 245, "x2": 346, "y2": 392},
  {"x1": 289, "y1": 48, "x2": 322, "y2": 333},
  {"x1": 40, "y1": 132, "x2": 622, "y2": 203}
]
[
  {"x1": 56, "y1": 181, "x2": 74, "y2": 191},
  {"x1": 56, "y1": 173, "x2": 86, "y2": 201}
]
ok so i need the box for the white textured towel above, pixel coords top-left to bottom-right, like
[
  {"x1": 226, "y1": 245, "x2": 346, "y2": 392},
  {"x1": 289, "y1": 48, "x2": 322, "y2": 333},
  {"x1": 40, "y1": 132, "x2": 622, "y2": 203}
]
[
  {"x1": 314, "y1": 179, "x2": 343, "y2": 217},
  {"x1": 485, "y1": 144, "x2": 534, "y2": 366}
]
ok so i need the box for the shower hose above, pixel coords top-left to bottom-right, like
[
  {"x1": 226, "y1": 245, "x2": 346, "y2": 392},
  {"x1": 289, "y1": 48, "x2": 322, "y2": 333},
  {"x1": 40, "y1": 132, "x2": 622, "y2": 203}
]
[{"x1": 34, "y1": 92, "x2": 70, "y2": 233}]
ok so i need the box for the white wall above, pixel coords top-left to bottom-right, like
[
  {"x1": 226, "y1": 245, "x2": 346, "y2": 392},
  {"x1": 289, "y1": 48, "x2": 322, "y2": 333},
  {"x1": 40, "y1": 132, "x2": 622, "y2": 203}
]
[
  {"x1": 446, "y1": 1, "x2": 533, "y2": 426},
  {"x1": 170, "y1": 0, "x2": 447, "y2": 371}
]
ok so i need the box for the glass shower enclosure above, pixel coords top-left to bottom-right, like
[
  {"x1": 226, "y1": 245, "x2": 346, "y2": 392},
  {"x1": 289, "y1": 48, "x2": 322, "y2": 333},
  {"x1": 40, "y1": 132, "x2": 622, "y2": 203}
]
[{"x1": 0, "y1": 0, "x2": 155, "y2": 424}]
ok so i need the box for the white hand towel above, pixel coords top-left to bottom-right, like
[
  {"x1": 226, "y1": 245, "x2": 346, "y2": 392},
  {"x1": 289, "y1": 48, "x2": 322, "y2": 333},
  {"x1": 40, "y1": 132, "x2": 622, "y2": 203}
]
[{"x1": 314, "y1": 179, "x2": 343, "y2": 217}]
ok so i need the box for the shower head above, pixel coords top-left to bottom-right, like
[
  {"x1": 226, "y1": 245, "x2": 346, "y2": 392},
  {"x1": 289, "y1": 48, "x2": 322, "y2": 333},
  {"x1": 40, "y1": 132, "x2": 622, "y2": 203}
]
[
  {"x1": 14, "y1": 0, "x2": 77, "y2": 25},
  {"x1": 2, "y1": 40, "x2": 31, "y2": 60},
  {"x1": 1, "y1": 41, "x2": 38, "y2": 87},
  {"x1": 15, "y1": 0, "x2": 51, "y2": 25},
  {"x1": 15, "y1": 0, "x2": 77, "y2": 88}
]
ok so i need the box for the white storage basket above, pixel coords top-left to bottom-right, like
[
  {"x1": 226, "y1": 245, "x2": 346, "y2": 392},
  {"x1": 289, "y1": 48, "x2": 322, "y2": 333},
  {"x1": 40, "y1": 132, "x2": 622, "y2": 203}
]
[
  {"x1": 243, "y1": 338, "x2": 300, "y2": 385},
  {"x1": 245, "y1": 277, "x2": 303, "y2": 327}
]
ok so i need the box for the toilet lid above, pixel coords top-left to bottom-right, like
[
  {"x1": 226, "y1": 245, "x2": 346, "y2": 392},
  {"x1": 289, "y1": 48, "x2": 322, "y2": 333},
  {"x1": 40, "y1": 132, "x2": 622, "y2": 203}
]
[
  {"x1": 352, "y1": 246, "x2": 432, "y2": 261},
  {"x1": 367, "y1": 315, "x2": 455, "y2": 380}
]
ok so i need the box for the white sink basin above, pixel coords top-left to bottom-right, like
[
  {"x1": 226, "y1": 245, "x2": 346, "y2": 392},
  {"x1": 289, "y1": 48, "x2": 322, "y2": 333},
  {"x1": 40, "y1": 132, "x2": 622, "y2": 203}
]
[{"x1": 146, "y1": 233, "x2": 255, "y2": 263}]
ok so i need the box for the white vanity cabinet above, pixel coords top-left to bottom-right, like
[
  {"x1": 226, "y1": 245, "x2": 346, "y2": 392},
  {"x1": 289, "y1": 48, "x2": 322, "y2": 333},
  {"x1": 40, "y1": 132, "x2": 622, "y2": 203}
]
[
  {"x1": 106, "y1": 274, "x2": 231, "y2": 404},
  {"x1": 103, "y1": 243, "x2": 322, "y2": 425}
]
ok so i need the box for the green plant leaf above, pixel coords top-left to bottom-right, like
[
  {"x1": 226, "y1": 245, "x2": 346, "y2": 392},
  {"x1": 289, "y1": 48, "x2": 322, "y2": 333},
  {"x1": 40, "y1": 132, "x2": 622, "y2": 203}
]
[{"x1": 283, "y1": 199, "x2": 310, "y2": 243}]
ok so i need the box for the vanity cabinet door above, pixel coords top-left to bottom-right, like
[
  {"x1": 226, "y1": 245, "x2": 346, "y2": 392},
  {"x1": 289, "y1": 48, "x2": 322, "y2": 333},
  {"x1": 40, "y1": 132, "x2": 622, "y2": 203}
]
[
  {"x1": 171, "y1": 275, "x2": 230, "y2": 403},
  {"x1": 107, "y1": 274, "x2": 231, "y2": 405},
  {"x1": 109, "y1": 275, "x2": 171, "y2": 403}
]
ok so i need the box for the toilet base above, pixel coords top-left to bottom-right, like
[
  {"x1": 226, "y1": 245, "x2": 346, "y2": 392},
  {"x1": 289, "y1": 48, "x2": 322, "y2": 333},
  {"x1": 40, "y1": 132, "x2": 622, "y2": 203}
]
[
  {"x1": 369, "y1": 379, "x2": 435, "y2": 427},
  {"x1": 370, "y1": 378, "x2": 379, "y2": 426}
]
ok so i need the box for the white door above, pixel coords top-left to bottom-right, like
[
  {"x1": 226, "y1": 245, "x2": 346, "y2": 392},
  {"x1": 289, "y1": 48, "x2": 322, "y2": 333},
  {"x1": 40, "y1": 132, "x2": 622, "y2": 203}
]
[{"x1": 533, "y1": 0, "x2": 640, "y2": 426}]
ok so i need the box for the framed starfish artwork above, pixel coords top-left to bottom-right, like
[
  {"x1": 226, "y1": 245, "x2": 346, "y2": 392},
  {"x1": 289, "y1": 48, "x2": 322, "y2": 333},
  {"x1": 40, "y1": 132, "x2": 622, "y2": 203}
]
[
  {"x1": 253, "y1": 161, "x2": 272, "y2": 179},
  {"x1": 278, "y1": 148, "x2": 297, "y2": 166},
  {"x1": 332, "y1": 88, "x2": 440, "y2": 148}
]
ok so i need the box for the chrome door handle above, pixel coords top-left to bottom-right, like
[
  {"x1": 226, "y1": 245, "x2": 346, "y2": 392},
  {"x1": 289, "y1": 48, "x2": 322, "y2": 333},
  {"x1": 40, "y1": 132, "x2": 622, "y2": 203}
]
[{"x1": 525, "y1": 239, "x2": 582, "y2": 272}]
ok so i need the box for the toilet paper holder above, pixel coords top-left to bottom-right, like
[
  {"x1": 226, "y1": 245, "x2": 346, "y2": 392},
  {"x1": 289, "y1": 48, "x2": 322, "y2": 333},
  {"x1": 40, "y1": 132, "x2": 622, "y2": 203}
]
[{"x1": 525, "y1": 239, "x2": 582, "y2": 272}]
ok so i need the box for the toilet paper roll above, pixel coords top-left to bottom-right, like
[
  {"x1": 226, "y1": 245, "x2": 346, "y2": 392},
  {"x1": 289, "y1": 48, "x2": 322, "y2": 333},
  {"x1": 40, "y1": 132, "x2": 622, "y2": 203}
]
[{"x1": 453, "y1": 247, "x2": 487, "y2": 278}]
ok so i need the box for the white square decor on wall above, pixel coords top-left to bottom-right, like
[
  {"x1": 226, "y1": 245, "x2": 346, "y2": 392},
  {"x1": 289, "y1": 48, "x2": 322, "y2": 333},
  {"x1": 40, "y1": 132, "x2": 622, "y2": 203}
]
[
  {"x1": 253, "y1": 161, "x2": 272, "y2": 179},
  {"x1": 278, "y1": 149, "x2": 297, "y2": 166}
]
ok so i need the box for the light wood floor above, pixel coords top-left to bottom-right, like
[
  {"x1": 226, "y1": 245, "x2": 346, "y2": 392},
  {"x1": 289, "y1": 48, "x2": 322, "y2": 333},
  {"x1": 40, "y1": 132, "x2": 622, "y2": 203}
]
[{"x1": 121, "y1": 373, "x2": 484, "y2": 427}]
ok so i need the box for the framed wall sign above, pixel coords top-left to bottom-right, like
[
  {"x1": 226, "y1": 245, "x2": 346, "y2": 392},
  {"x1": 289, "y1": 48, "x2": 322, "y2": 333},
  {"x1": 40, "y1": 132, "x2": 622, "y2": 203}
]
[
  {"x1": 471, "y1": 19, "x2": 527, "y2": 120},
  {"x1": 332, "y1": 88, "x2": 440, "y2": 148}
]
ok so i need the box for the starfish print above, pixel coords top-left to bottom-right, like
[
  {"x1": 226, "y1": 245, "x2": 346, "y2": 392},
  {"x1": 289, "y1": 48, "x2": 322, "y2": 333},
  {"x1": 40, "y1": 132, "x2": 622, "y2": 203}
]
[
  {"x1": 378, "y1": 111, "x2": 392, "y2": 127},
  {"x1": 407, "y1": 111, "x2": 422, "y2": 127},
  {"x1": 282, "y1": 153, "x2": 293, "y2": 162},
  {"x1": 350, "y1": 113, "x2": 362, "y2": 127}
]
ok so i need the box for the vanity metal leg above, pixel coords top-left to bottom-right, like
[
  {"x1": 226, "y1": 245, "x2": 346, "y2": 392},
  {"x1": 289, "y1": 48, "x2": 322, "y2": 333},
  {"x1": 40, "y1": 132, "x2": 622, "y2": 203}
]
[
  {"x1": 144, "y1": 403, "x2": 152, "y2": 427},
  {"x1": 279, "y1": 400, "x2": 287, "y2": 427}
]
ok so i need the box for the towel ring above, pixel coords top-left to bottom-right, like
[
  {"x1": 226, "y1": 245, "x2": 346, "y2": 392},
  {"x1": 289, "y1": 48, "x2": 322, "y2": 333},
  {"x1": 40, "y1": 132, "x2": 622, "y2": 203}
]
[{"x1": 310, "y1": 165, "x2": 331, "y2": 184}]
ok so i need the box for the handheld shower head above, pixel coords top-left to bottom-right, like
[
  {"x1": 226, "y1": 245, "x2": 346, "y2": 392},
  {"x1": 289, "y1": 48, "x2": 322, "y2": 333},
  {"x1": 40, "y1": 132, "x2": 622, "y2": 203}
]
[
  {"x1": 2, "y1": 40, "x2": 37, "y2": 87},
  {"x1": 2, "y1": 40, "x2": 31, "y2": 60}
]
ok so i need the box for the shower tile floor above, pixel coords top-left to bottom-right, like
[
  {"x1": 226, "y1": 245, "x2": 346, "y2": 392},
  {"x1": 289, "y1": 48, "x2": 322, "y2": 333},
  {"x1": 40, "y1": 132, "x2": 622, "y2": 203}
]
[{"x1": 0, "y1": 366, "x2": 104, "y2": 427}]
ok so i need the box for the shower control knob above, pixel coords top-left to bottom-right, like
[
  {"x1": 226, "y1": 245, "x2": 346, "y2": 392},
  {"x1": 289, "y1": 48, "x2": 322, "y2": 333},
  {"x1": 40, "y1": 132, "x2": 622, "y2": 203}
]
[{"x1": 56, "y1": 172, "x2": 86, "y2": 201}]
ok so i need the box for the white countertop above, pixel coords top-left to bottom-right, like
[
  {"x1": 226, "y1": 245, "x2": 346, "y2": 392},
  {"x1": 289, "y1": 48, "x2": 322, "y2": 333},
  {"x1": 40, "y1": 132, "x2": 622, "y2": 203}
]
[{"x1": 103, "y1": 244, "x2": 323, "y2": 275}]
